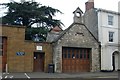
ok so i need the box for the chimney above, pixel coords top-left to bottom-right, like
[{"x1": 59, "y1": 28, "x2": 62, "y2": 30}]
[{"x1": 85, "y1": 0, "x2": 94, "y2": 11}]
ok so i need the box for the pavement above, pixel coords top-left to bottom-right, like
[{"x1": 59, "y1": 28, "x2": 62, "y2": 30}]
[{"x1": 0, "y1": 71, "x2": 120, "y2": 80}]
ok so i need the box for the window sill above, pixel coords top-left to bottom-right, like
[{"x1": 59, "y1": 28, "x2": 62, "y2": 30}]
[{"x1": 106, "y1": 42, "x2": 118, "y2": 47}]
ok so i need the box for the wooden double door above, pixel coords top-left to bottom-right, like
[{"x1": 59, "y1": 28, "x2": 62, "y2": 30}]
[
  {"x1": 34, "y1": 52, "x2": 45, "y2": 72},
  {"x1": 62, "y1": 47, "x2": 91, "y2": 73}
]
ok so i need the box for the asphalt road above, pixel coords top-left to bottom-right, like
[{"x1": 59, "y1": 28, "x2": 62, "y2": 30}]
[
  {"x1": 1, "y1": 78, "x2": 119, "y2": 80},
  {"x1": 1, "y1": 71, "x2": 119, "y2": 80}
]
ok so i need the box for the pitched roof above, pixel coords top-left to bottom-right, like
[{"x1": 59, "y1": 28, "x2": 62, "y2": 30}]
[
  {"x1": 53, "y1": 26, "x2": 63, "y2": 31},
  {"x1": 49, "y1": 26, "x2": 63, "y2": 32},
  {"x1": 73, "y1": 7, "x2": 83, "y2": 14},
  {"x1": 52, "y1": 23, "x2": 99, "y2": 43}
]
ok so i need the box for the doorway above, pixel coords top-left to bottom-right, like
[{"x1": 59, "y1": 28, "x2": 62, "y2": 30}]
[
  {"x1": 62, "y1": 47, "x2": 91, "y2": 72},
  {"x1": 112, "y1": 51, "x2": 119, "y2": 71},
  {"x1": 34, "y1": 52, "x2": 45, "y2": 72},
  {"x1": 2, "y1": 37, "x2": 7, "y2": 72}
]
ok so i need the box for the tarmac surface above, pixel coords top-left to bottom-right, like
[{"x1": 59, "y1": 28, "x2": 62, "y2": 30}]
[{"x1": 0, "y1": 71, "x2": 120, "y2": 80}]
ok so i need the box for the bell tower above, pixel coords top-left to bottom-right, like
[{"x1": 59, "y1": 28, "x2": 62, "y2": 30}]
[{"x1": 73, "y1": 7, "x2": 83, "y2": 23}]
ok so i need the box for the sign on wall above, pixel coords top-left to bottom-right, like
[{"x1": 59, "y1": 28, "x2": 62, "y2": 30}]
[
  {"x1": 16, "y1": 52, "x2": 25, "y2": 56},
  {"x1": 36, "y1": 46, "x2": 42, "y2": 51}
]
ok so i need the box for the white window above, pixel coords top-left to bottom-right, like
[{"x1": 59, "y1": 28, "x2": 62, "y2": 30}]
[
  {"x1": 109, "y1": 31, "x2": 114, "y2": 42},
  {"x1": 108, "y1": 15, "x2": 113, "y2": 25}
]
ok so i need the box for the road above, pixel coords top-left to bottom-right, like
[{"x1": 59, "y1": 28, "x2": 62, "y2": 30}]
[{"x1": 0, "y1": 72, "x2": 119, "y2": 80}]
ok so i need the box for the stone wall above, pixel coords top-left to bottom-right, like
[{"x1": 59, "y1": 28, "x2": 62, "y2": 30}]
[
  {"x1": 83, "y1": 9, "x2": 98, "y2": 40},
  {"x1": 53, "y1": 23, "x2": 100, "y2": 72}
]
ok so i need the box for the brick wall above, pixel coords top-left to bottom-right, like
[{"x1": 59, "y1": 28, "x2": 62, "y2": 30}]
[
  {"x1": 35, "y1": 42, "x2": 53, "y2": 72},
  {"x1": 1, "y1": 25, "x2": 53, "y2": 72}
]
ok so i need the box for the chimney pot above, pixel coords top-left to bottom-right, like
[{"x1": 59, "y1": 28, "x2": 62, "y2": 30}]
[
  {"x1": 85, "y1": 0, "x2": 94, "y2": 11},
  {"x1": 88, "y1": 0, "x2": 94, "y2": 2}
]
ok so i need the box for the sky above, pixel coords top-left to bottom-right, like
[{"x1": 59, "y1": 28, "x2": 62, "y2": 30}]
[{"x1": 0, "y1": 0, "x2": 120, "y2": 29}]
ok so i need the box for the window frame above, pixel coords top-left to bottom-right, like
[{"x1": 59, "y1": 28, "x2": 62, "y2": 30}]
[
  {"x1": 109, "y1": 31, "x2": 114, "y2": 42},
  {"x1": 108, "y1": 15, "x2": 114, "y2": 26}
]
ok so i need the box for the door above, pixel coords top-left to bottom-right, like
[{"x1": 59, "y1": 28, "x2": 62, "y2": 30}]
[
  {"x1": 112, "y1": 52, "x2": 119, "y2": 71},
  {"x1": 62, "y1": 47, "x2": 91, "y2": 73},
  {"x1": 34, "y1": 52, "x2": 44, "y2": 72},
  {"x1": 115, "y1": 54, "x2": 118, "y2": 71},
  {"x1": 2, "y1": 37, "x2": 7, "y2": 72},
  {"x1": 112, "y1": 54, "x2": 115, "y2": 71}
]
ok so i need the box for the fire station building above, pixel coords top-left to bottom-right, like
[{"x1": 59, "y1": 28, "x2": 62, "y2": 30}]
[{"x1": 0, "y1": 7, "x2": 100, "y2": 73}]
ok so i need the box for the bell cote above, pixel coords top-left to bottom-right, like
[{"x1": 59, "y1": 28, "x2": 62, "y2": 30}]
[{"x1": 73, "y1": 7, "x2": 83, "y2": 23}]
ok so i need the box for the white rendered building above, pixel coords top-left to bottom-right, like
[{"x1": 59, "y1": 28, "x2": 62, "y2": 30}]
[
  {"x1": 84, "y1": 0, "x2": 120, "y2": 71},
  {"x1": 98, "y1": 9, "x2": 120, "y2": 71}
]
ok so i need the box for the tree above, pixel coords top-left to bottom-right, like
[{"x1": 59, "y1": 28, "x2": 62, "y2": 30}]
[
  {"x1": 1, "y1": 1, "x2": 63, "y2": 27},
  {"x1": 1, "y1": 1, "x2": 63, "y2": 41}
]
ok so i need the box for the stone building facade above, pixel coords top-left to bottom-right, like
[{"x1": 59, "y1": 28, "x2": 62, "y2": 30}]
[
  {"x1": 0, "y1": 1, "x2": 102, "y2": 73},
  {"x1": 1, "y1": 25, "x2": 53, "y2": 72},
  {"x1": 47, "y1": 7, "x2": 100, "y2": 73}
]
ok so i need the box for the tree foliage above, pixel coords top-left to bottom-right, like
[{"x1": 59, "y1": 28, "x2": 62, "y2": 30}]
[
  {"x1": 1, "y1": 1, "x2": 63, "y2": 41},
  {"x1": 1, "y1": 1, "x2": 63, "y2": 28}
]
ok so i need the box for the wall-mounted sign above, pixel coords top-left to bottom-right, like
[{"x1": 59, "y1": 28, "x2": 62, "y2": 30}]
[
  {"x1": 36, "y1": 46, "x2": 42, "y2": 50},
  {"x1": 16, "y1": 52, "x2": 25, "y2": 56}
]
